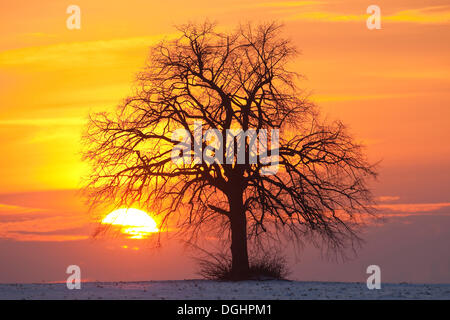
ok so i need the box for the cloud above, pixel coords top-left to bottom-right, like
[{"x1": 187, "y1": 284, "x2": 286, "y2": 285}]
[
  {"x1": 0, "y1": 118, "x2": 86, "y2": 127},
  {"x1": 376, "y1": 195, "x2": 401, "y2": 202},
  {"x1": 376, "y1": 202, "x2": 450, "y2": 214},
  {"x1": 279, "y1": 5, "x2": 450, "y2": 24},
  {"x1": 381, "y1": 212, "x2": 450, "y2": 218},
  {"x1": 20, "y1": 32, "x2": 58, "y2": 39},
  {"x1": 0, "y1": 204, "x2": 48, "y2": 223},
  {"x1": 358, "y1": 201, "x2": 450, "y2": 227},
  {"x1": 0, "y1": 203, "x2": 42, "y2": 214},
  {"x1": 256, "y1": 1, "x2": 324, "y2": 8},
  {"x1": 288, "y1": 11, "x2": 362, "y2": 22},
  {"x1": 361, "y1": 70, "x2": 450, "y2": 80},
  {"x1": 385, "y1": 6, "x2": 450, "y2": 24},
  {"x1": 312, "y1": 93, "x2": 417, "y2": 103},
  {"x1": 0, "y1": 213, "x2": 91, "y2": 241},
  {"x1": 10, "y1": 227, "x2": 88, "y2": 236},
  {"x1": 0, "y1": 34, "x2": 173, "y2": 68},
  {"x1": 0, "y1": 192, "x2": 93, "y2": 241}
]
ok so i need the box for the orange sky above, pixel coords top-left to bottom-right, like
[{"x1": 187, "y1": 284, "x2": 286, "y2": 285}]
[{"x1": 1, "y1": 0, "x2": 450, "y2": 283}]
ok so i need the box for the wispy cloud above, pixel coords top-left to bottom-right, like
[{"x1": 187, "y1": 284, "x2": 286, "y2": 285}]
[
  {"x1": 376, "y1": 195, "x2": 401, "y2": 203},
  {"x1": 361, "y1": 70, "x2": 450, "y2": 80},
  {"x1": 0, "y1": 203, "x2": 42, "y2": 214},
  {"x1": 385, "y1": 6, "x2": 450, "y2": 24},
  {"x1": 256, "y1": 1, "x2": 324, "y2": 8},
  {"x1": 312, "y1": 93, "x2": 418, "y2": 103},
  {"x1": 0, "y1": 118, "x2": 86, "y2": 127},
  {"x1": 263, "y1": 4, "x2": 450, "y2": 24},
  {"x1": 20, "y1": 32, "x2": 58, "y2": 39},
  {"x1": 376, "y1": 202, "x2": 450, "y2": 214},
  {"x1": 0, "y1": 212, "x2": 91, "y2": 241},
  {"x1": 0, "y1": 34, "x2": 173, "y2": 68},
  {"x1": 288, "y1": 11, "x2": 362, "y2": 22},
  {"x1": 361, "y1": 201, "x2": 450, "y2": 226},
  {"x1": 0, "y1": 192, "x2": 92, "y2": 241}
]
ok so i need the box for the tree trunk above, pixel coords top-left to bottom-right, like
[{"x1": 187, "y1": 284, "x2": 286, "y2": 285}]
[{"x1": 228, "y1": 188, "x2": 250, "y2": 280}]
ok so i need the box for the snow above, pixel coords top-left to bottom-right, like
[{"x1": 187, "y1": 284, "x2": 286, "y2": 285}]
[{"x1": 0, "y1": 280, "x2": 449, "y2": 300}]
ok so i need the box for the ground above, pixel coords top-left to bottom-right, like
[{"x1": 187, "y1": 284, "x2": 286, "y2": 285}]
[{"x1": 0, "y1": 280, "x2": 449, "y2": 300}]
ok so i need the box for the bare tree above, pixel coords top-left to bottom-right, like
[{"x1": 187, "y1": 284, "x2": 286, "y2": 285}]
[{"x1": 82, "y1": 22, "x2": 377, "y2": 280}]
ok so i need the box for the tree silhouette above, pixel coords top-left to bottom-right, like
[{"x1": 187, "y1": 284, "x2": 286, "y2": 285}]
[{"x1": 83, "y1": 22, "x2": 377, "y2": 280}]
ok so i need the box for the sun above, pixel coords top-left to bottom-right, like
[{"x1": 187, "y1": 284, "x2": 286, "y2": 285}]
[{"x1": 101, "y1": 208, "x2": 159, "y2": 239}]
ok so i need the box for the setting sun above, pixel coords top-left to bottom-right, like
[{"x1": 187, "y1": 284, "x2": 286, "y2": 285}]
[
  {"x1": 101, "y1": 208, "x2": 159, "y2": 239},
  {"x1": 2, "y1": 0, "x2": 450, "y2": 303}
]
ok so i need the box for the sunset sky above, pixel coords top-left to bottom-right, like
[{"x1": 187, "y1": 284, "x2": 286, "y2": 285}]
[{"x1": 1, "y1": 0, "x2": 450, "y2": 283}]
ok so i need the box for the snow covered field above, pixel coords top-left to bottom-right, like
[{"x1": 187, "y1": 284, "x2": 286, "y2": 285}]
[{"x1": 0, "y1": 280, "x2": 449, "y2": 300}]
